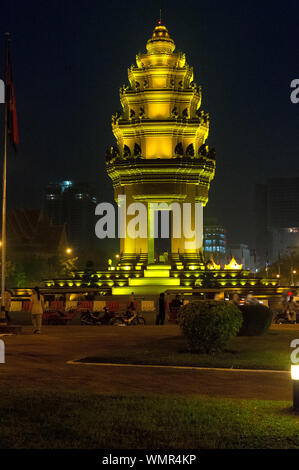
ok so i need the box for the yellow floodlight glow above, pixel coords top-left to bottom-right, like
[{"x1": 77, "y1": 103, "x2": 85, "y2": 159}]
[
  {"x1": 291, "y1": 365, "x2": 299, "y2": 380},
  {"x1": 207, "y1": 258, "x2": 221, "y2": 270},
  {"x1": 224, "y1": 257, "x2": 242, "y2": 270},
  {"x1": 66, "y1": 247, "x2": 72, "y2": 255},
  {"x1": 122, "y1": 266, "x2": 131, "y2": 271}
]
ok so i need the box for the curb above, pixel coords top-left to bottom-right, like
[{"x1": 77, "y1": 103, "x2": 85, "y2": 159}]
[{"x1": 66, "y1": 360, "x2": 289, "y2": 374}]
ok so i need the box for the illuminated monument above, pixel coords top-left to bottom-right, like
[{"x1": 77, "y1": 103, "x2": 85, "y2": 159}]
[
  {"x1": 106, "y1": 22, "x2": 215, "y2": 268},
  {"x1": 43, "y1": 22, "x2": 279, "y2": 296}
]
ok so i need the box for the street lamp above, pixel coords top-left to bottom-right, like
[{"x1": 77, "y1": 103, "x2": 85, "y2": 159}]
[
  {"x1": 291, "y1": 269, "x2": 297, "y2": 286},
  {"x1": 66, "y1": 247, "x2": 72, "y2": 255},
  {"x1": 291, "y1": 365, "x2": 299, "y2": 411}
]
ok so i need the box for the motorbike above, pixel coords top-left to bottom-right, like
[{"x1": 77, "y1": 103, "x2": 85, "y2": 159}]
[
  {"x1": 111, "y1": 311, "x2": 146, "y2": 326},
  {"x1": 273, "y1": 311, "x2": 297, "y2": 324},
  {"x1": 80, "y1": 308, "x2": 115, "y2": 326}
]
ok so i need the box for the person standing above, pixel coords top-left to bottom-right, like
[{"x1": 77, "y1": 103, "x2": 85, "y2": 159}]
[
  {"x1": 129, "y1": 292, "x2": 135, "y2": 309},
  {"x1": 245, "y1": 292, "x2": 259, "y2": 305},
  {"x1": 286, "y1": 296, "x2": 297, "y2": 324},
  {"x1": 169, "y1": 294, "x2": 183, "y2": 322},
  {"x1": 156, "y1": 292, "x2": 166, "y2": 325},
  {"x1": 30, "y1": 286, "x2": 44, "y2": 334},
  {"x1": 229, "y1": 293, "x2": 240, "y2": 307}
]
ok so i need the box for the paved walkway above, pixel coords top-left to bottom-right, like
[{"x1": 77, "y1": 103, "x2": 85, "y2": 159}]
[{"x1": 0, "y1": 325, "x2": 295, "y2": 401}]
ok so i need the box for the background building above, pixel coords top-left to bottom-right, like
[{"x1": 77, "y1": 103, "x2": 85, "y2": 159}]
[
  {"x1": 229, "y1": 243, "x2": 257, "y2": 271},
  {"x1": 255, "y1": 178, "x2": 299, "y2": 262},
  {"x1": 203, "y1": 217, "x2": 227, "y2": 263},
  {"x1": 44, "y1": 180, "x2": 97, "y2": 252}
]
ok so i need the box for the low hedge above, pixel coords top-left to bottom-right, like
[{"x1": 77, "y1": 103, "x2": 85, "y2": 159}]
[
  {"x1": 178, "y1": 301, "x2": 243, "y2": 353},
  {"x1": 238, "y1": 304, "x2": 273, "y2": 336}
]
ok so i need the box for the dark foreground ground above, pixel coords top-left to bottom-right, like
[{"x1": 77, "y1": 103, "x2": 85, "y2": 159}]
[{"x1": 0, "y1": 325, "x2": 298, "y2": 448}]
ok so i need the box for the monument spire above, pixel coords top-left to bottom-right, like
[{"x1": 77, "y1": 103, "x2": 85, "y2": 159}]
[
  {"x1": 106, "y1": 24, "x2": 216, "y2": 270},
  {"x1": 159, "y1": 8, "x2": 162, "y2": 25}
]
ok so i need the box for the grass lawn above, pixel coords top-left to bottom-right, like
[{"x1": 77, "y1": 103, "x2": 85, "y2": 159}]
[
  {"x1": 78, "y1": 329, "x2": 296, "y2": 371},
  {"x1": 0, "y1": 388, "x2": 298, "y2": 449}
]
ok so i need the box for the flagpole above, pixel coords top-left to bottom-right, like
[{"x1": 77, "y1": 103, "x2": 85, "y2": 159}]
[{"x1": 0, "y1": 33, "x2": 9, "y2": 323}]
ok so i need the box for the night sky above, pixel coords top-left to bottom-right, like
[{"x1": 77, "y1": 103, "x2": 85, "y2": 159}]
[{"x1": 0, "y1": 0, "x2": 298, "y2": 248}]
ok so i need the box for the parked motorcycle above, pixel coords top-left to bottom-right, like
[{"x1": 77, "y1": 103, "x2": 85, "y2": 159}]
[
  {"x1": 80, "y1": 308, "x2": 115, "y2": 326},
  {"x1": 273, "y1": 311, "x2": 297, "y2": 324},
  {"x1": 111, "y1": 311, "x2": 146, "y2": 326}
]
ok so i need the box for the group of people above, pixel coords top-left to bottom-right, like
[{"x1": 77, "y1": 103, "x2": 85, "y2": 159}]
[
  {"x1": 277, "y1": 295, "x2": 297, "y2": 324},
  {"x1": 4, "y1": 287, "x2": 298, "y2": 332},
  {"x1": 155, "y1": 293, "x2": 183, "y2": 325},
  {"x1": 229, "y1": 291, "x2": 260, "y2": 307}
]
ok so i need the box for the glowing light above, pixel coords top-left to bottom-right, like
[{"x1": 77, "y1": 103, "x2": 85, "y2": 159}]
[
  {"x1": 66, "y1": 247, "x2": 72, "y2": 255},
  {"x1": 144, "y1": 268, "x2": 170, "y2": 278},
  {"x1": 224, "y1": 257, "x2": 242, "y2": 270},
  {"x1": 207, "y1": 258, "x2": 221, "y2": 270},
  {"x1": 291, "y1": 365, "x2": 299, "y2": 380},
  {"x1": 129, "y1": 277, "x2": 180, "y2": 287}
]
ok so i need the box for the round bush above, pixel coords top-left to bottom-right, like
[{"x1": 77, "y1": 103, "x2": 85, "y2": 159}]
[
  {"x1": 178, "y1": 301, "x2": 243, "y2": 353},
  {"x1": 238, "y1": 304, "x2": 273, "y2": 336}
]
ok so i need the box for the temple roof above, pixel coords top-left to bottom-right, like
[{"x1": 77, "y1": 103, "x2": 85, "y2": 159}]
[{"x1": 7, "y1": 208, "x2": 68, "y2": 256}]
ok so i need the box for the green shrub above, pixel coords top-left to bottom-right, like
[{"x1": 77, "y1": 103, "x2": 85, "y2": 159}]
[
  {"x1": 178, "y1": 301, "x2": 243, "y2": 353},
  {"x1": 238, "y1": 304, "x2": 273, "y2": 336}
]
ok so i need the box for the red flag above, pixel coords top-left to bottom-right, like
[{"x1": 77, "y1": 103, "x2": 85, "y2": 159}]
[{"x1": 6, "y1": 47, "x2": 19, "y2": 150}]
